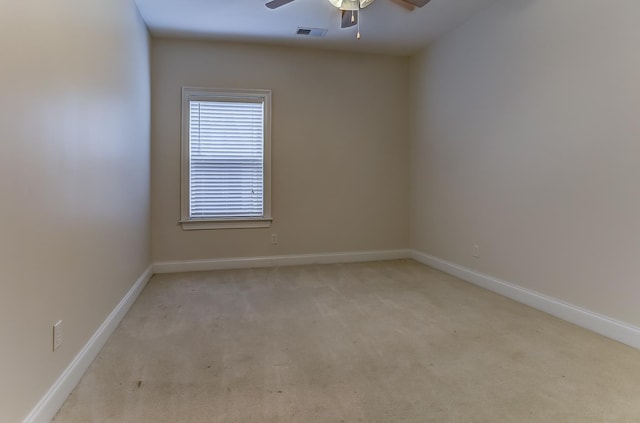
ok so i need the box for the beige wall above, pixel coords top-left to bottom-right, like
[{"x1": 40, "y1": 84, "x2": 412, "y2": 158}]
[
  {"x1": 151, "y1": 39, "x2": 410, "y2": 262},
  {"x1": 410, "y1": 0, "x2": 640, "y2": 326},
  {"x1": 0, "y1": 0, "x2": 151, "y2": 421}
]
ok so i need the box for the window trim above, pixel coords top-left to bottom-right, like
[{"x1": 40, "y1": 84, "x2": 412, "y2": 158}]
[{"x1": 180, "y1": 87, "x2": 272, "y2": 230}]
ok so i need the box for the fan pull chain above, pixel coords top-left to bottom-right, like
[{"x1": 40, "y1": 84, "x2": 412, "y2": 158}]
[
  {"x1": 356, "y1": 3, "x2": 361, "y2": 39},
  {"x1": 351, "y1": 10, "x2": 355, "y2": 23}
]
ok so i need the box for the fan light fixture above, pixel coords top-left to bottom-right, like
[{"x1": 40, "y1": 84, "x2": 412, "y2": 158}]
[{"x1": 327, "y1": 0, "x2": 374, "y2": 10}]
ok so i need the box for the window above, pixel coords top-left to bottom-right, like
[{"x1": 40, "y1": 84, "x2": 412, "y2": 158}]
[{"x1": 180, "y1": 87, "x2": 272, "y2": 230}]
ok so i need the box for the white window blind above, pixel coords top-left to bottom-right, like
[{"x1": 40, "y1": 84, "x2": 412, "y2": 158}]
[{"x1": 189, "y1": 98, "x2": 265, "y2": 219}]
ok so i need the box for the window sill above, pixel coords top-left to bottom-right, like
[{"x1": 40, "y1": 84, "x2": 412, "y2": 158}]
[{"x1": 180, "y1": 218, "x2": 272, "y2": 231}]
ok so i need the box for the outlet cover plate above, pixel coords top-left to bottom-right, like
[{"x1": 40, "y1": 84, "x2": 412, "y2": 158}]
[{"x1": 53, "y1": 320, "x2": 62, "y2": 351}]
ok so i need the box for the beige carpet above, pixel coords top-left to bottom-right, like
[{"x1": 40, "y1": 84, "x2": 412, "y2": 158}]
[{"x1": 54, "y1": 260, "x2": 640, "y2": 422}]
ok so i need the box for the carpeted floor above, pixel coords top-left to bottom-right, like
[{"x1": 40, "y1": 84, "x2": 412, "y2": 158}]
[{"x1": 54, "y1": 260, "x2": 640, "y2": 422}]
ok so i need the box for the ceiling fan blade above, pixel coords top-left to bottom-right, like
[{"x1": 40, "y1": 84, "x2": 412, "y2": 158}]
[
  {"x1": 389, "y1": 0, "x2": 415, "y2": 11},
  {"x1": 402, "y1": 0, "x2": 431, "y2": 7},
  {"x1": 341, "y1": 10, "x2": 358, "y2": 28},
  {"x1": 265, "y1": 0, "x2": 295, "y2": 9}
]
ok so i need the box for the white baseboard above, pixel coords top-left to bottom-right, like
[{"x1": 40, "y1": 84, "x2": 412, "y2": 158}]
[
  {"x1": 410, "y1": 250, "x2": 640, "y2": 350},
  {"x1": 23, "y1": 265, "x2": 154, "y2": 423},
  {"x1": 153, "y1": 249, "x2": 411, "y2": 273}
]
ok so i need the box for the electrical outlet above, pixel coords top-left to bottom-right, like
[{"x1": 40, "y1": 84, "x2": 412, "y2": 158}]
[
  {"x1": 53, "y1": 320, "x2": 62, "y2": 351},
  {"x1": 271, "y1": 233, "x2": 278, "y2": 245},
  {"x1": 473, "y1": 244, "x2": 480, "y2": 258}
]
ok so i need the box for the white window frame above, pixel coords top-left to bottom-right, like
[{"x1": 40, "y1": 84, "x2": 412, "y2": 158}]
[{"x1": 180, "y1": 87, "x2": 272, "y2": 230}]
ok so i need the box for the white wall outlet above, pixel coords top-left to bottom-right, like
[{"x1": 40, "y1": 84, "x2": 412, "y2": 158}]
[
  {"x1": 53, "y1": 320, "x2": 62, "y2": 351},
  {"x1": 473, "y1": 244, "x2": 480, "y2": 258},
  {"x1": 271, "y1": 233, "x2": 278, "y2": 245}
]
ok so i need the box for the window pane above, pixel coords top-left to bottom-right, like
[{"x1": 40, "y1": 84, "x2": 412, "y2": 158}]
[{"x1": 189, "y1": 100, "x2": 264, "y2": 218}]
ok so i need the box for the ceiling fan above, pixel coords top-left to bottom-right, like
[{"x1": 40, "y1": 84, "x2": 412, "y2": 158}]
[{"x1": 265, "y1": 0, "x2": 431, "y2": 37}]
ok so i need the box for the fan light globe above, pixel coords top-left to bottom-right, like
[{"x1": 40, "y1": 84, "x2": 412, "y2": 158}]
[{"x1": 328, "y1": 0, "x2": 375, "y2": 11}]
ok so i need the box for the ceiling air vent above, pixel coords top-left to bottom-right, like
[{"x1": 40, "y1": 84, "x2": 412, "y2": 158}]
[{"x1": 296, "y1": 27, "x2": 328, "y2": 37}]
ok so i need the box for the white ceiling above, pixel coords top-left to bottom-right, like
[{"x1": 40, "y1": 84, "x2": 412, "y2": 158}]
[{"x1": 135, "y1": 0, "x2": 497, "y2": 55}]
